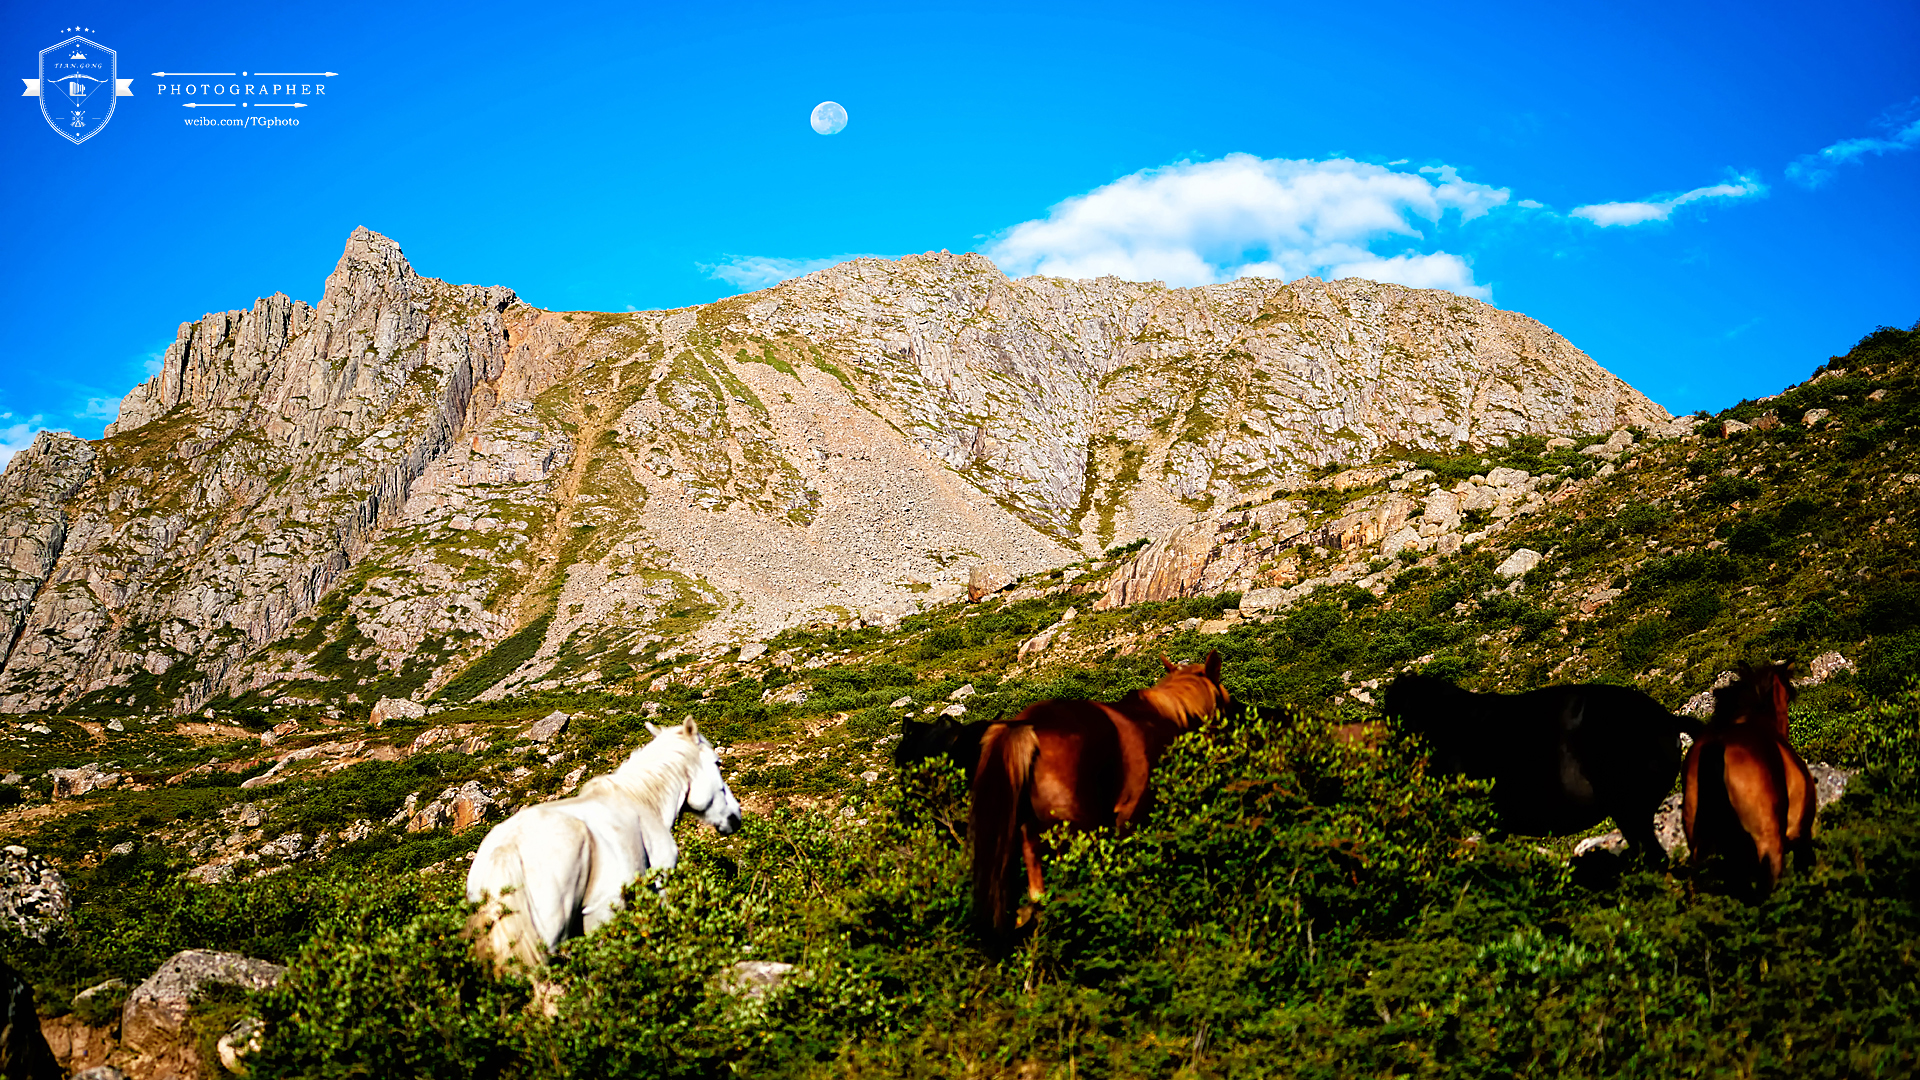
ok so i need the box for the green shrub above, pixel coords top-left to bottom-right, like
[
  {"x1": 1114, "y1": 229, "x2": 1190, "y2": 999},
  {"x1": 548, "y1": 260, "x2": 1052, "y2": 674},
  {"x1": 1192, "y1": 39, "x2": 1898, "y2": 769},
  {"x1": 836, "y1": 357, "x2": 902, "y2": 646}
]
[
  {"x1": 1618, "y1": 616, "x2": 1671, "y2": 669},
  {"x1": 1666, "y1": 586, "x2": 1725, "y2": 633},
  {"x1": 1702, "y1": 474, "x2": 1762, "y2": 505},
  {"x1": 247, "y1": 883, "x2": 530, "y2": 1080}
]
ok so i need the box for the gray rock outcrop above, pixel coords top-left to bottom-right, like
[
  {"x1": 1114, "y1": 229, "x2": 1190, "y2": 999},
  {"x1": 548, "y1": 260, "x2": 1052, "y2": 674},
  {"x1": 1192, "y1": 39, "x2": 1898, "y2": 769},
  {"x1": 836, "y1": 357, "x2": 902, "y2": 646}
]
[
  {"x1": 121, "y1": 951, "x2": 286, "y2": 1058},
  {"x1": 0, "y1": 230, "x2": 1667, "y2": 714},
  {"x1": 0, "y1": 846, "x2": 69, "y2": 942}
]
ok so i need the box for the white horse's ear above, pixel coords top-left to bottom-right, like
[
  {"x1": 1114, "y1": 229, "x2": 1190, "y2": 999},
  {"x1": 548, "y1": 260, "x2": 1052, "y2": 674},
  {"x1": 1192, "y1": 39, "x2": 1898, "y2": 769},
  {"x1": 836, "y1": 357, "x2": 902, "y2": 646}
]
[
  {"x1": 644, "y1": 721, "x2": 661, "y2": 736},
  {"x1": 681, "y1": 716, "x2": 698, "y2": 738}
]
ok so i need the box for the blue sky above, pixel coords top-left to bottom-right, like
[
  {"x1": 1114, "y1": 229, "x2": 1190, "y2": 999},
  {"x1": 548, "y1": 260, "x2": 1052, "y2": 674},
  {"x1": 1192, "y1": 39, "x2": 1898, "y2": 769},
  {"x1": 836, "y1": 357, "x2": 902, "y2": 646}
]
[{"x1": 2, "y1": 0, "x2": 1915, "y2": 463}]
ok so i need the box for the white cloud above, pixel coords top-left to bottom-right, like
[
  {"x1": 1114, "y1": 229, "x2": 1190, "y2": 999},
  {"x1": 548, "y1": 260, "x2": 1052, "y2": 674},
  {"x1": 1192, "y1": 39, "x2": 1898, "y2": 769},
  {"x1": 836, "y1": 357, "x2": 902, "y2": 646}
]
[
  {"x1": 0, "y1": 414, "x2": 47, "y2": 470},
  {"x1": 1326, "y1": 252, "x2": 1489, "y2": 300},
  {"x1": 78, "y1": 397, "x2": 120, "y2": 422},
  {"x1": 1787, "y1": 104, "x2": 1920, "y2": 187},
  {"x1": 982, "y1": 153, "x2": 1508, "y2": 296},
  {"x1": 1517, "y1": 199, "x2": 1545, "y2": 209},
  {"x1": 1570, "y1": 176, "x2": 1766, "y2": 227},
  {"x1": 702, "y1": 254, "x2": 885, "y2": 290}
]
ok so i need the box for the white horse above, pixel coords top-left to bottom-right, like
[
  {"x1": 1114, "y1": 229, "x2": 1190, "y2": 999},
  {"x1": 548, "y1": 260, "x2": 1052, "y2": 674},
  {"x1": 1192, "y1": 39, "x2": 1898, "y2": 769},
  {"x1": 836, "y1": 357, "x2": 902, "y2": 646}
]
[{"x1": 465, "y1": 717, "x2": 742, "y2": 970}]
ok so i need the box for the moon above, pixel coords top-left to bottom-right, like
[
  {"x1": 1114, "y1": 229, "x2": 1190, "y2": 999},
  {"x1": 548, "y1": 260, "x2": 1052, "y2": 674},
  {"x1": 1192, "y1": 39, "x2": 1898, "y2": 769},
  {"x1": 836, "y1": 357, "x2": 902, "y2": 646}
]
[{"x1": 810, "y1": 101, "x2": 848, "y2": 135}]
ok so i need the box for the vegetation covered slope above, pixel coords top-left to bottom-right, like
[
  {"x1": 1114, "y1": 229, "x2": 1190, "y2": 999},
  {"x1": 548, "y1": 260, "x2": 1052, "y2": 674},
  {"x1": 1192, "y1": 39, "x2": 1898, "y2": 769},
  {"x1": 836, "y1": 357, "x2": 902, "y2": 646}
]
[{"x1": 1, "y1": 325, "x2": 1916, "y2": 1079}]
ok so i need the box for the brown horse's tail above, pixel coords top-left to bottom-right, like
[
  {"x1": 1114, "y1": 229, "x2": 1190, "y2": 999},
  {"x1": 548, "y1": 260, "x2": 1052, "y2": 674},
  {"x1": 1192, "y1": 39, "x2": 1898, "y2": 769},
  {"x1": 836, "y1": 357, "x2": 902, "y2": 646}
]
[{"x1": 971, "y1": 722, "x2": 1038, "y2": 933}]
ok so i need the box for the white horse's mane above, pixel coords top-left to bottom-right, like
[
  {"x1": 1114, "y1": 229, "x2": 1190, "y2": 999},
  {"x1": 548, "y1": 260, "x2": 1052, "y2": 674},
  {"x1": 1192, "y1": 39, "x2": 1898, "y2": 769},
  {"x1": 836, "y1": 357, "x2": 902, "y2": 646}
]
[{"x1": 578, "y1": 725, "x2": 701, "y2": 806}]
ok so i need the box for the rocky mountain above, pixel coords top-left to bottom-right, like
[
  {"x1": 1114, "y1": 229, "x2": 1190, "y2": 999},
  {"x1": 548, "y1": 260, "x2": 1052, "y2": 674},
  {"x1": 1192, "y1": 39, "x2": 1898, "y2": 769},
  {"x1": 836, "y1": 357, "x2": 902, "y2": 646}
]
[{"x1": 0, "y1": 229, "x2": 1669, "y2": 715}]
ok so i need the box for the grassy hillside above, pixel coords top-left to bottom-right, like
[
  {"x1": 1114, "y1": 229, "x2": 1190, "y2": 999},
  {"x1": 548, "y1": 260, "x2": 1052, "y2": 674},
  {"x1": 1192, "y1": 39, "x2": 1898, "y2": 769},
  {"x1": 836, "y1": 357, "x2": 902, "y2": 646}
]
[{"x1": 1, "y1": 325, "x2": 1916, "y2": 1078}]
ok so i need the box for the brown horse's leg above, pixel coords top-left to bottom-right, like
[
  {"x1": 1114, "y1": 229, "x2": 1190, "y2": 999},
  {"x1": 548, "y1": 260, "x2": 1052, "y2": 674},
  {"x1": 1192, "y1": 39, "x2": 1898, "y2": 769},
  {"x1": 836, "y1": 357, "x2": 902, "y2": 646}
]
[
  {"x1": 1781, "y1": 743, "x2": 1817, "y2": 870},
  {"x1": 1020, "y1": 821, "x2": 1046, "y2": 901},
  {"x1": 1109, "y1": 712, "x2": 1155, "y2": 828}
]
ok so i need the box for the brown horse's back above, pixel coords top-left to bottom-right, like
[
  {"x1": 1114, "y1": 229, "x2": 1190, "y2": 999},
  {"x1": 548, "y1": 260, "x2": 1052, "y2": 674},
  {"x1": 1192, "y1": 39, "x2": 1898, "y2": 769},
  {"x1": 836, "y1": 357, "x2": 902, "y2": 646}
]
[
  {"x1": 1685, "y1": 661, "x2": 1816, "y2": 894},
  {"x1": 1017, "y1": 700, "x2": 1132, "y2": 829}
]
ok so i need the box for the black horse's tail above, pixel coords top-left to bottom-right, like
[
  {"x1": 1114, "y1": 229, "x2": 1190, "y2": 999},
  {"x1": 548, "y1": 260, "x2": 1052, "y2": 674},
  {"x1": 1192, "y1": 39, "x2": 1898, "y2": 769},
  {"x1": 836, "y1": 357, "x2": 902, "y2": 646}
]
[{"x1": 1690, "y1": 737, "x2": 1741, "y2": 865}]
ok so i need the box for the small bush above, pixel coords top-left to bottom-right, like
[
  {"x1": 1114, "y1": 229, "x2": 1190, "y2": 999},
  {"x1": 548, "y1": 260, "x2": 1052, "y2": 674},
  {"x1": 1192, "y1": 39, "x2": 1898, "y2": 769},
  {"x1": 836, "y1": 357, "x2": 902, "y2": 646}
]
[{"x1": 1702, "y1": 475, "x2": 1762, "y2": 505}]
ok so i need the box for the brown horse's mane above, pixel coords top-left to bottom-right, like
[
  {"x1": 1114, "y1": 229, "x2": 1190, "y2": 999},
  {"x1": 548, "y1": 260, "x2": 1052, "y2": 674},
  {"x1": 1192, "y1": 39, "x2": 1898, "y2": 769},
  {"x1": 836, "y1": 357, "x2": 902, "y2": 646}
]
[
  {"x1": 1711, "y1": 660, "x2": 1797, "y2": 737},
  {"x1": 1114, "y1": 655, "x2": 1231, "y2": 732}
]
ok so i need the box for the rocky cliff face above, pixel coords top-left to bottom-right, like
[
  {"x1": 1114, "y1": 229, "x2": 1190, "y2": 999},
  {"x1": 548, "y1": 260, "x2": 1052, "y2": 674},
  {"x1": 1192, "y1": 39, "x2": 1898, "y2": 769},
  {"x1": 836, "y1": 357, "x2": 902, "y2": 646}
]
[{"x1": 0, "y1": 230, "x2": 1668, "y2": 714}]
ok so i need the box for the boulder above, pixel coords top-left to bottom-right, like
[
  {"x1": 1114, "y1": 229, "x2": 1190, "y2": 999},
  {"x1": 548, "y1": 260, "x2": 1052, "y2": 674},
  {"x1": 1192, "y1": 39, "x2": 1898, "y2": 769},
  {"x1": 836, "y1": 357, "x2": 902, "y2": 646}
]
[
  {"x1": 1809, "y1": 762, "x2": 1853, "y2": 809},
  {"x1": 41, "y1": 1016, "x2": 118, "y2": 1077},
  {"x1": 1722, "y1": 418, "x2": 1751, "y2": 438},
  {"x1": 1494, "y1": 548, "x2": 1542, "y2": 579},
  {"x1": 409, "y1": 727, "x2": 458, "y2": 753},
  {"x1": 1238, "y1": 586, "x2": 1291, "y2": 612},
  {"x1": 1751, "y1": 410, "x2": 1781, "y2": 432},
  {"x1": 1802, "y1": 650, "x2": 1854, "y2": 686},
  {"x1": 185, "y1": 863, "x2": 236, "y2": 885},
  {"x1": 1017, "y1": 628, "x2": 1057, "y2": 659},
  {"x1": 0, "y1": 846, "x2": 70, "y2": 943},
  {"x1": 404, "y1": 781, "x2": 500, "y2": 833},
  {"x1": 48, "y1": 762, "x2": 120, "y2": 800},
  {"x1": 737, "y1": 643, "x2": 768, "y2": 663},
  {"x1": 121, "y1": 951, "x2": 286, "y2": 1057},
  {"x1": 521, "y1": 711, "x2": 569, "y2": 743},
  {"x1": 967, "y1": 563, "x2": 1013, "y2": 602},
  {"x1": 1653, "y1": 791, "x2": 1687, "y2": 854},
  {"x1": 369, "y1": 697, "x2": 427, "y2": 726},
  {"x1": 1801, "y1": 408, "x2": 1830, "y2": 426}
]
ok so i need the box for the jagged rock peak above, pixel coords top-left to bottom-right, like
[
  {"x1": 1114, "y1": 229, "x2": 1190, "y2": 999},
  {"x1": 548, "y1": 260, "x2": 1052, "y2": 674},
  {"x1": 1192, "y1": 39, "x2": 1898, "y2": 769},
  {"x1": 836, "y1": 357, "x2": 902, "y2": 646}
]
[{"x1": 317, "y1": 226, "x2": 419, "y2": 318}]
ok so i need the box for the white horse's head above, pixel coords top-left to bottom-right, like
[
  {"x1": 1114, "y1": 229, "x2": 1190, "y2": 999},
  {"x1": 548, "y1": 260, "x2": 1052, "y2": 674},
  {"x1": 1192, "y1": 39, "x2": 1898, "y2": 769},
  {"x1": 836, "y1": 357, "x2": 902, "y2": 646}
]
[{"x1": 648, "y1": 717, "x2": 742, "y2": 835}]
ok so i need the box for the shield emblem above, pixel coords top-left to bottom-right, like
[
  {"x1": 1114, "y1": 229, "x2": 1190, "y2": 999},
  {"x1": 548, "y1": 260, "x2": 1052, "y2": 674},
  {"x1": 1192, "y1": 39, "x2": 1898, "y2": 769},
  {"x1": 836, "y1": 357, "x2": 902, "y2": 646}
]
[{"x1": 39, "y1": 35, "x2": 117, "y2": 145}]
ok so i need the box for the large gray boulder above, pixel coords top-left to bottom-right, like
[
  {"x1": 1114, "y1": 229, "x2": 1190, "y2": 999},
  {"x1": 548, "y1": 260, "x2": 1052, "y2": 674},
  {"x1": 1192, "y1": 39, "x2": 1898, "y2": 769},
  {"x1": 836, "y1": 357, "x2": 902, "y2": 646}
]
[
  {"x1": 121, "y1": 951, "x2": 286, "y2": 1056},
  {"x1": 0, "y1": 846, "x2": 69, "y2": 943}
]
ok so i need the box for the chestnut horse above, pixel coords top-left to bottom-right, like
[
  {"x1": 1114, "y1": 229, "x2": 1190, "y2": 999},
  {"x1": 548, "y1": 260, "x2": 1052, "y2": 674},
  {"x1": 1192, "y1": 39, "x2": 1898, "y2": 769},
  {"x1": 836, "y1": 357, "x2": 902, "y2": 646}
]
[
  {"x1": 970, "y1": 652, "x2": 1230, "y2": 932},
  {"x1": 1683, "y1": 661, "x2": 1816, "y2": 894}
]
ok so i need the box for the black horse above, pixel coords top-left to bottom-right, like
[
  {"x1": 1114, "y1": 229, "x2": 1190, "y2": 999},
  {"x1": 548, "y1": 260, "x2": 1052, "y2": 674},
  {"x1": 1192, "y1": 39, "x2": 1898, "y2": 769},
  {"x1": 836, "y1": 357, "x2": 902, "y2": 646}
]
[
  {"x1": 1384, "y1": 674, "x2": 1703, "y2": 861},
  {"x1": 1, "y1": 959, "x2": 61, "y2": 1080},
  {"x1": 894, "y1": 714, "x2": 993, "y2": 777}
]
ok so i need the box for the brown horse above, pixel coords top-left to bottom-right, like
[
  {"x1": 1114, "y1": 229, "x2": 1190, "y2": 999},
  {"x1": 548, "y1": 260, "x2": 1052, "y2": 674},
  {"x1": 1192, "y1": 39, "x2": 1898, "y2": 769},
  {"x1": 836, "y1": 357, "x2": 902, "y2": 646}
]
[
  {"x1": 1683, "y1": 661, "x2": 1816, "y2": 894},
  {"x1": 970, "y1": 651, "x2": 1230, "y2": 932}
]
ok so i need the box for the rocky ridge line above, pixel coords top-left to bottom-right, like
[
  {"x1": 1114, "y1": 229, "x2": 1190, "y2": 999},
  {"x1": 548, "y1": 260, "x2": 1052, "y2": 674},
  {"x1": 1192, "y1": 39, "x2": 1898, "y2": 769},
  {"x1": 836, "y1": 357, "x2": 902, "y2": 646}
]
[{"x1": 0, "y1": 231, "x2": 1667, "y2": 714}]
